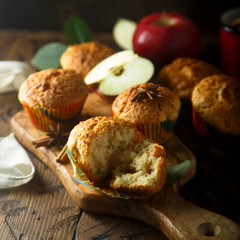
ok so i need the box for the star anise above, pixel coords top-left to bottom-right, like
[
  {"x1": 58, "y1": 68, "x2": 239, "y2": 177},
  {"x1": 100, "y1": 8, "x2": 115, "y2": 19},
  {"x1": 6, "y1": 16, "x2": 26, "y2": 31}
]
[
  {"x1": 131, "y1": 85, "x2": 163, "y2": 102},
  {"x1": 32, "y1": 124, "x2": 69, "y2": 149}
]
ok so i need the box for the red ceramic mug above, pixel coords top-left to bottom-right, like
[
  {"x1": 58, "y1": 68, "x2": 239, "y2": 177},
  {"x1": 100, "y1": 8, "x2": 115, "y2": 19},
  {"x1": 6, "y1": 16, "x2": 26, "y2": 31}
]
[{"x1": 220, "y1": 8, "x2": 240, "y2": 78}]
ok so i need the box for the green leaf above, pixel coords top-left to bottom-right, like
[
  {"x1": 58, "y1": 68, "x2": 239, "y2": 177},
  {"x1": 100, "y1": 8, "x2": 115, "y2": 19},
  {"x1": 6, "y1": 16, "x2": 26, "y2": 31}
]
[
  {"x1": 31, "y1": 42, "x2": 68, "y2": 70},
  {"x1": 64, "y1": 15, "x2": 92, "y2": 44},
  {"x1": 165, "y1": 160, "x2": 191, "y2": 186}
]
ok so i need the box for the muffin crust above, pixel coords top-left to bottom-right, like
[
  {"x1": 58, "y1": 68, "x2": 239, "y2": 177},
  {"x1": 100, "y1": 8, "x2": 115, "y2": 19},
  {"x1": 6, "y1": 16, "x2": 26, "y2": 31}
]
[
  {"x1": 111, "y1": 83, "x2": 181, "y2": 124},
  {"x1": 68, "y1": 116, "x2": 139, "y2": 163},
  {"x1": 157, "y1": 57, "x2": 222, "y2": 103},
  {"x1": 60, "y1": 41, "x2": 114, "y2": 79},
  {"x1": 19, "y1": 69, "x2": 88, "y2": 108},
  {"x1": 191, "y1": 74, "x2": 240, "y2": 135}
]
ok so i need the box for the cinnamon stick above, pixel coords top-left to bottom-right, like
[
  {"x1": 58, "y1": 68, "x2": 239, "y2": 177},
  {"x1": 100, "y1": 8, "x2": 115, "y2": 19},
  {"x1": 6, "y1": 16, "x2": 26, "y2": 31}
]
[
  {"x1": 56, "y1": 143, "x2": 68, "y2": 163},
  {"x1": 32, "y1": 137, "x2": 52, "y2": 148}
]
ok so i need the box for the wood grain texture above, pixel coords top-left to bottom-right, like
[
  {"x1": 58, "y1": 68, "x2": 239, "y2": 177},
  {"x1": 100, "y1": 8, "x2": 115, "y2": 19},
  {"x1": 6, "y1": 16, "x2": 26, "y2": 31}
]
[
  {"x1": 0, "y1": 146, "x2": 81, "y2": 240},
  {"x1": 77, "y1": 211, "x2": 168, "y2": 239},
  {"x1": 0, "y1": 92, "x2": 22, "y2": 137},
  {"x1": 0, "y1": 29, "x2": 117, "y2": 63},
  {"x1": 10, "y1": 92, "x2": 240, "y2": 240}
]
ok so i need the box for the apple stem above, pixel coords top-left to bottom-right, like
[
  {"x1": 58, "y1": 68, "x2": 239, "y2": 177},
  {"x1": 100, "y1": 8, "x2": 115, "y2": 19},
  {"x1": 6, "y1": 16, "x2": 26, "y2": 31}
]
[
  {"x1": 156, "y1": 18, "x2": 172, "y2": 26},
  {"x1": 155, "y1": 11, "x2": 177, "y2": 26}
]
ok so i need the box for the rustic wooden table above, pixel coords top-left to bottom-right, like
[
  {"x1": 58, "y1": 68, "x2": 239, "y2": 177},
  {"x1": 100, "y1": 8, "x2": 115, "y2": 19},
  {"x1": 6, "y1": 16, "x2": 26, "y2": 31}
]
[{"x1": 0, "y1": 29, "x2": 239, "y2": 240}]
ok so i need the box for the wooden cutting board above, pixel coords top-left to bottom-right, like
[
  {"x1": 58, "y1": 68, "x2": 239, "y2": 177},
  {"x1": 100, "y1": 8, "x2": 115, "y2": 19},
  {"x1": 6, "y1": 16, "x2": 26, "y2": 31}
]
[{"x1": 11, "y1": 92, "x2": 240, "y2": 240}]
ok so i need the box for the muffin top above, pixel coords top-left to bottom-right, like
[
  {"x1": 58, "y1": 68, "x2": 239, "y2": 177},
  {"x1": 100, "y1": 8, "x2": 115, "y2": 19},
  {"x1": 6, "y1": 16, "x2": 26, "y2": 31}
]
[
  {"x1": 60, "y1": 41, "x2": 114, "y2": 79},
  {"x1": 19, "y1": 69, "x2": 88, "y2": 108},
  {"x1": 67, "y1": 116, "x2": 141, "y2": 182},
  {"x1": 68, "y1": 116, "x2": 139, "y2": 156},
  {"x1": 191, "y1": 74, "x2": 240, "y2": 135},
  {"x1": 157, "y1": 57, "x2": 222, "y2": 103},
  {"x1": 111, "y1": 83, "x2": 181, "y2": 124}
]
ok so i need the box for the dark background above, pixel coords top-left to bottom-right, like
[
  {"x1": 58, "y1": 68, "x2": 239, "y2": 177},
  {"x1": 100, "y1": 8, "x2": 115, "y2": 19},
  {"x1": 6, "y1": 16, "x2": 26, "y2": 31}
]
[{"x1": 0, "y1": 0, "x2": 239, "y2": 35}]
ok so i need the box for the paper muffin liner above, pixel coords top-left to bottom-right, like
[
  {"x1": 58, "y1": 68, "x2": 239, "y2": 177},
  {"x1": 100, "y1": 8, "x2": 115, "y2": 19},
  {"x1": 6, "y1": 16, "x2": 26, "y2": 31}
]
[
  {"x1": 135, "y1": 104, "x2": 181, "y2": 144},
  {"x1": 19, "y1": 99, "x2": 85, "y2": 131},
  {"x1": 192, "y1": 109, "x2": 239, "y2": 146},
  {"x1": 134, "y1": 121, "x2": 175, "y2": 144},
  {"x1": 192, "y1": 109, "x2": 210, "y2": 138},
  {"x1": 66, "y1": 148, "x2": 147, "y2": 200},
  {"x1": 112, "y1": 104, "x2": 181, "y2": 145}
]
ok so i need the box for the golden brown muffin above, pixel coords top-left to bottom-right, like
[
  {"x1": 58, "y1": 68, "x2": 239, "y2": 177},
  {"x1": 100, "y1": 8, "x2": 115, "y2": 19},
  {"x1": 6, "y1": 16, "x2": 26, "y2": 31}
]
[
  {"x1": 67, "y1": 116, "x2": 166, "y2": 196},
  {"x1": 157, "y1": 57, "x2": 222, "y2": 103},
  {"x1": 60, "y1": 41, "x2": 114, "y2": 79},
  {"x1": 111, "y1": 83, "x2": 181, "y2": 144},
  {"x1": 191, "y1": 74, "x2": 240, "y2": 144},
  {"x1": 18, "y1": 69, "x2": 88, "y2": 131}
]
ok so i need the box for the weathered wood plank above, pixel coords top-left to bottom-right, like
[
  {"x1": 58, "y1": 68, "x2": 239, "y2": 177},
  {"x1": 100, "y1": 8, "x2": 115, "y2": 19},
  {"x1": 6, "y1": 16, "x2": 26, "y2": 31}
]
[
  {"x1": 77, "y1": 211, "x2": 168, "y2": 240},
  {"x1": 0, "y1": 29, "x2": 117, "y2": 63},
  {"x1": 0, "y1": 92, "x2": 22, "y2": 137},
  {"x1": 0, "y1": 150, "x2": 81, "y2": 240}
]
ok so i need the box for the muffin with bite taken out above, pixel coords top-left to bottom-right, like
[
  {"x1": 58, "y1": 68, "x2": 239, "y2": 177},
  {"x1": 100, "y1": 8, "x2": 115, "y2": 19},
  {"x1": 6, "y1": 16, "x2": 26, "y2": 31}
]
[{"x1": 67, "y1": 116, "x2": 167, "y2": 197}]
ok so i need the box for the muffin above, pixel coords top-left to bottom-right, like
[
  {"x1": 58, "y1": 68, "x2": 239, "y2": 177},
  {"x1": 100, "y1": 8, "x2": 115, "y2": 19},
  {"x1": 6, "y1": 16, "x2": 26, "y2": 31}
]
[
  {"x1": 67, "y1": 116, "x2": 166, "y2": 197},
  {"x1": 157, "y1": 57, "x2": 222, "y2": 104},
  {"x1": 60, "y1": 41, "x2": 114, "y2": 79},
  {"x1": 18, "y1": 69, "x2": 88, "y2": 132},
  {"x1": 191, "y1": 74, "x2": 240, "y2": 146},
  {"x1": 111, "y1": 83, "x2": 181, "y2": 144}
]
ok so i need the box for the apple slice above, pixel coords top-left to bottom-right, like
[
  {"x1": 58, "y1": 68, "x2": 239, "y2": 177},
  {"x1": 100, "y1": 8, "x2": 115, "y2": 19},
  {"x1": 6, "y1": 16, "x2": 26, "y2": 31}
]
[
  {"x1": 84, "y1": 50, "x2": 154, "y2": 96},
  {"x1": 113, "y1": 18, "x2": 137, "y2": 50}
]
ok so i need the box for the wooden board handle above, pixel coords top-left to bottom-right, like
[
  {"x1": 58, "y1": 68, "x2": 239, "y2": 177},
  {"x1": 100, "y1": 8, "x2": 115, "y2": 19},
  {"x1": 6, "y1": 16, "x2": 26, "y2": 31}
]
[
  {"x1": 74, "y1": 187, "x2": 240, "y2": 240},
  {"x1": 140, "y1": 187, "x2": 240, "y2": 240}
]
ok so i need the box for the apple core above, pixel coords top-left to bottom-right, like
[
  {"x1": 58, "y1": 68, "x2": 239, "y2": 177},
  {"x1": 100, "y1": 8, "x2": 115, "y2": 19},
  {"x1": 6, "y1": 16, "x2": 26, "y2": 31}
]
[{"x1": 110, "y1": 64, "x2": 125, "y2": 76}]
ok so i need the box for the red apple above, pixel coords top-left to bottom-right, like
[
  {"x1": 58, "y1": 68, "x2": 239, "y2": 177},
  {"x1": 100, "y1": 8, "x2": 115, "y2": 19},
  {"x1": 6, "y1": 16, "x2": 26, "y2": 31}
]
[
  {"x1": 88, "y1": 84, "x2": 116, "y2": 102},
  {"x1": 133, "y1": 12, "x2": 201, "y2": 69}
]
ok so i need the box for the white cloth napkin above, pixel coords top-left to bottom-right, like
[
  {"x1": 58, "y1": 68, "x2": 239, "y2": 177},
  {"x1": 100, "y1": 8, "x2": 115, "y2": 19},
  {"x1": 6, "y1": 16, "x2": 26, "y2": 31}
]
[
  {"x1": 0, "y1": 61, "x2": 35, "y2": 93},
  {"x1": 0, "y1": 133, "x2": 35, "y2": 189}
]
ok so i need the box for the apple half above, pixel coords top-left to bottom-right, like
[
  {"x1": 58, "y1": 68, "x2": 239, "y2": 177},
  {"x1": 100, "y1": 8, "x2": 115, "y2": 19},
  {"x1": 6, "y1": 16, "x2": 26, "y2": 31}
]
[
  {"x1": 113, "y1": 18, "x2": 137, "y2": 50},
  {"x1": 84, "y1": 50, "x2": 154, "y2": 96}
]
